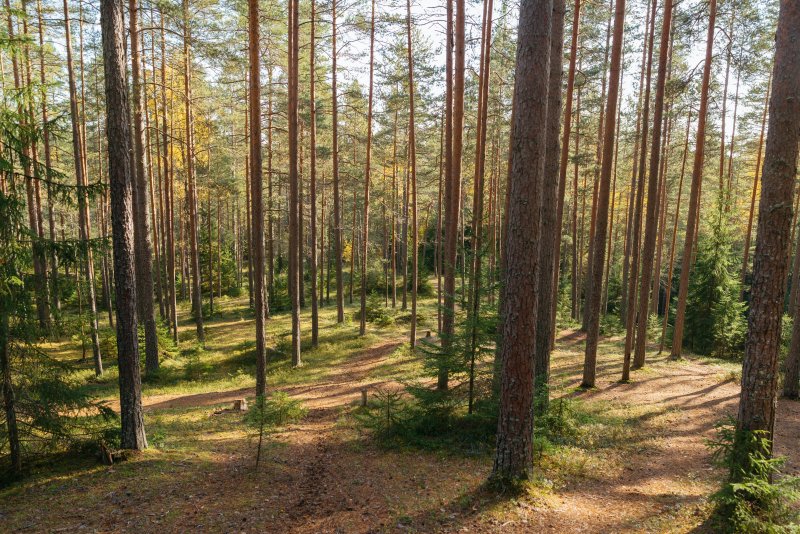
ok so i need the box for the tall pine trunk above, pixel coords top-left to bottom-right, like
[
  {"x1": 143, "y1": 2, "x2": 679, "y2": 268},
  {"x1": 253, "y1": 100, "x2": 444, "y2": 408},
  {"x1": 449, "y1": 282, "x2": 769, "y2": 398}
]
[
  {"x1": 581, "y1": 0, "x2": 626, "y2": 388},
  {"x1": 359, "y1": 0, "x2": 375, "y2": 336},
  {"x1": 534, "y1": 0, "x2": 565, "y2": 413},
  {"x1": 249, "y1": 0, "x2": 267, "y2": 396},
  {"x1": 736, "y1": 0, "x2": 800, "y2": 472},
  {"x1": 631, "y1": 0, "x2": 674, "y2": 371},
  {"x1": 100, "y1": 0, "x2": 147, "y2": 449},
  {"x1": 288, "y1": 0, "x2": 301, "y2": 366},
  {"x1": 670, "y1": 0, "x2": 717, "y2": 360},
  {"x1": 492, "y1": 0, "x2": 552, "y2": 483},
  {"x1": 129, "y1": 0, "x2": 159, "y2": 373},
  {"x1": 183, "y1": 0, "x2": 204, "y2": 342}
]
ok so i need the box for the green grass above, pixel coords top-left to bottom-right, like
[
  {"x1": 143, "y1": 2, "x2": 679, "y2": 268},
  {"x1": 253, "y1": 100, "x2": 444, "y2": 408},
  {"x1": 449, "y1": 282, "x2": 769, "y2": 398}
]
[{"x1": 43, "y1": 292, "x2": 441, "y2": 404}]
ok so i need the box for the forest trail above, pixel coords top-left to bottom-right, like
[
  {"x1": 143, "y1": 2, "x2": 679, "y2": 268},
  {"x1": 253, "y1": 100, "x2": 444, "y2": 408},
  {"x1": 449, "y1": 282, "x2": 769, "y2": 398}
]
[
  {"x1": 6, "y1": 328, "x2": 800, "y2": 533},
  {"x1": 123, "y1": 338, "x2": 407, "y2": 413}
]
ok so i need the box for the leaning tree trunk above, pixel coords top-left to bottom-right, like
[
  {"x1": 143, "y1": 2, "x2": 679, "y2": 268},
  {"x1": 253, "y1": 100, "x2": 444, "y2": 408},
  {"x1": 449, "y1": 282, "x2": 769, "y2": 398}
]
[
  {"x1": 736, "y1": 0, "x2": 800, "y2": 474},
  {"x1": 100, "y1": 0, "x2": 147, "y2": 450}
]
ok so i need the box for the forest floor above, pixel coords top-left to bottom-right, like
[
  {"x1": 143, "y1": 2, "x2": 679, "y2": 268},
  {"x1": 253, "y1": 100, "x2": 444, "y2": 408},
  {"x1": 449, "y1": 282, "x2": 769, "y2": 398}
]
[{"x1": 2, "y1": 294, "x2": 799, "y2": 533}]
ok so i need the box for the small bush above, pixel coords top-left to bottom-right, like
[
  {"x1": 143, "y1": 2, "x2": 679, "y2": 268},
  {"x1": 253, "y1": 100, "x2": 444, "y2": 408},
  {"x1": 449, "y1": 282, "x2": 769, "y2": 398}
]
[
  {"x1": 245, "y1": 392, "x2": 307, "y2": 468},
  {"x1": 709, "y1": 420, "x2": 800, "y2": 532},
  {"x1": 353, "y1": 295, "x2": 394, "y2": 327}
]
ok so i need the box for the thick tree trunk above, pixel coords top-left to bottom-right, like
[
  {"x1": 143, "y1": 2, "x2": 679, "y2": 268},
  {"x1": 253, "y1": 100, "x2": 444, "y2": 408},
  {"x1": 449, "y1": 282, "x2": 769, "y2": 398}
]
[
  {"x1": 731, "y1": 0, "x2": 800, "y2": 466},
  {"x1": 736, "y1": 0, "x2": 800, "y2": 471},
  {"x1": 534, "y1": 0, "x2": 565, "y2": 413},
  {"x1": 492, "y1": 0, "x2": 552, "y2": 483},
  {"x1": 100, "y1": 0, "x2": 147, "y2": 449}
]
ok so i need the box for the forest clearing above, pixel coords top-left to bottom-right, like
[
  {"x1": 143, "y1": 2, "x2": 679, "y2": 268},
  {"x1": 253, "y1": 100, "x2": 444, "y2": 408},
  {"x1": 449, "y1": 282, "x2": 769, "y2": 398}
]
[
  {"x1": 3, "y1": 0, "x2": 800, "y2": 530},
  {"x1": 3, "y1": 294, "x2": 799, "y2": 533}
]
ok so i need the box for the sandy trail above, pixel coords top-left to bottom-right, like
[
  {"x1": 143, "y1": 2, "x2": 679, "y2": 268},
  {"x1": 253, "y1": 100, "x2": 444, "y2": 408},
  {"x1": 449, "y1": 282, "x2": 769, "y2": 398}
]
[{"x1": 6, "y1": 330, "x2": 800, "y2": 533}]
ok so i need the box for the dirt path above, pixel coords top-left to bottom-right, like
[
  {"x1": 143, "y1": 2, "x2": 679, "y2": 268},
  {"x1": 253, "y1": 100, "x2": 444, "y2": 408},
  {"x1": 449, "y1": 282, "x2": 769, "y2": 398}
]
[
  {"x1": 5, "y1": 331, "x2": 800, "y2": 533},
  {"x1": 146, "y1": 332, "x2": 799, "y2": 533}
]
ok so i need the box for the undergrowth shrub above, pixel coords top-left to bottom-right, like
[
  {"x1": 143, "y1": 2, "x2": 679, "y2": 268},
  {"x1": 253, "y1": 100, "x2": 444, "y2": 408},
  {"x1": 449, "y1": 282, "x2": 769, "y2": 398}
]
[
  {"x1": 709, "y1": 419, "x2": 800, "y2": 533},
  {"x1": 1, "y1": 344, "x2": 117, "y2": 483},
  {"x1": 684, "y1": 195, "x2": 746, "y2": 359},
  {"x1": 352, "y1": 295, "x2": 394, "y2": 327},
  {"x1": 246, "y1": 392, "x2": 307, "y2": 468},
  {"x1": 356, "y1": 385, "x2": 498, "y2": 454}
]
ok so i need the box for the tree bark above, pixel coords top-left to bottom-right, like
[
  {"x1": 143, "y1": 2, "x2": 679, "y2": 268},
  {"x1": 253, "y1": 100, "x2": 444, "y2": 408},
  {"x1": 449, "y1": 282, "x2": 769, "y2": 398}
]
[
  {"x1": 359, "y1": 0, "x2": 375, "y2": 337},
  {"x1": 492, "y1": 0, "x2": 552, "y2": 483},
  {"x1": 248, "y1": 0, "x2": 267, "y2": 395},
  {"x1": 632, "y1": 0, "x2": 674, "y2": 371},
  {"x1": 288, "y1": 0, "x2": 301, "y2": 366},
  {"x1": 736, "y1": 0, "x2": 800, "y2": 468},
  {"x1": 183, "y1": 0, "x2": 204, "y2": 342},
  {"x1": 534, "y1": 0, "x2": 565, "y2": 412},
  {"x1": 581, "y1": 0, "x2": 626, "y2": 388},
  {"x1": 670, "y1": 0, "x2": 717, "y2": 360},
  {"x1": 100, "y1": 0, "x2": 147, "y2": 449},
  {"x1": 129, "y1": 0, "x2": 159, "y2": 373}
]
